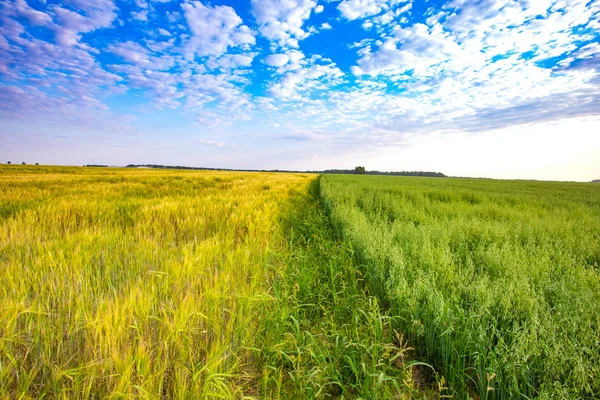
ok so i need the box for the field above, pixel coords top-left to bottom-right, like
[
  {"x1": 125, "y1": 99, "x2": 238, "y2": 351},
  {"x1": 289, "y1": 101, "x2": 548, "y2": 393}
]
[
  {"x1": 1, "y1": 166, "x2": 599, "y2": 398},
  {"x1": 321, "y1": 175, "x2": 600, "y2": 398},
  {"x1": 0, "y1": 166, "x2": 419, "y2": 399},
  {"x1": 0, "y1": 166, "x2": 313, "y2": 398}
]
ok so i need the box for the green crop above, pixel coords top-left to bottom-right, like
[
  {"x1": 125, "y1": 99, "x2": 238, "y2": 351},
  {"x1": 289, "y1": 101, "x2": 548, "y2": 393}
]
[{"x1": 320, "y1": 174, "x2": 600, "y2": 399}]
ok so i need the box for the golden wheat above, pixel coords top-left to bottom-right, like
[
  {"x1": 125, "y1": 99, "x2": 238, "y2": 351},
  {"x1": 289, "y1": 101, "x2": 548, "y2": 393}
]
[{"x1": 0, "y1": 165, "x2": 313, "y2": 398}]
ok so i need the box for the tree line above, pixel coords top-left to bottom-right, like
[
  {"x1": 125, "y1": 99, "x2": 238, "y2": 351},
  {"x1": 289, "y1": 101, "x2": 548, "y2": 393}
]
[
  {"x1": 325, "y1": 168, "x2": 446, "y2": 177},
  {"x1": 122, "y1": 164, "x2": 447, "y2": 177}
]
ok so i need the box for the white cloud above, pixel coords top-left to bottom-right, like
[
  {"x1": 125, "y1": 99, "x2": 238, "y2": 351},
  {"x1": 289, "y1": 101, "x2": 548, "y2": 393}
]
[
  {"x1": 0, "y1": 36, "x2": 123, "y2": 125},
  {"x1": 0, "y1": 0, "x2": 123, "y2": 122},
  {"x1": 251, "y1": 0, "x2": 317, "y2": 48},
  {"x1": 166, "y1": 11, "x2": 181, "y2": 22},
  {"x1": 315, "y1": 4, "x2": 324, "y2": 14},
  {"x1": 269, "y1": 49, "x2": 306, "y2": 73},
  {"x1": 321, "y1": 22, "x2": 332, "y2": 30},
  {"x1": 133, "y1": 0, "x2": 149, "y2": 9},
  {"x1": 131, "y1": 10, "x2": 149, "y2": 21},
  {"x1": 265, "y1": 53, "x2": 289, "y2": 67},
  {"x1": 50, "y1": 0, "x2": 117, "y2": 46},
  {"x1": 268, "y1": 60, "x2": 344, "y2": 99},
  {"x1": 352, "y1": 23, "x2": 459, "y2": 77},
  {"x1": 13, "y1": 0, "x2": 53, "y2": 26},
  {"x1": 207, "y1": 53, "x2": 255, "y2": 70},
  {"x1": 338, "y1": 0, "x2": 408, "y2": 21},
  {"x1": 108, "y1": 41, "x2": 152, "y2": 65},
  {"x1": 559, "y1": 42, "x2": 600, "y2": 70},
  {"x1": 182, "y1": 1, "x2": 255, "y2": 58},
  {"x1": 157, "y1": 28, "x2": 172, "y2": 36},
  {"x1": 338, "y1": 0, "x2": 383, "y2": 20},
  {"x1": 345, "y1": 0, "x2": 600, "y2": 135}
]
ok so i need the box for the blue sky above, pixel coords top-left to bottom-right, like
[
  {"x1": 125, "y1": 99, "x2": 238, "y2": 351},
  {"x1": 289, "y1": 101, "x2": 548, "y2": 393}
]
[{"x1": 1, "y1": 0, "x2": 599, "y2": 180}]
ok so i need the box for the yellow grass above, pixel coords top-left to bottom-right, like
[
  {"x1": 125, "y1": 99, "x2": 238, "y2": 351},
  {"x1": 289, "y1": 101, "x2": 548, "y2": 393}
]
[{"x1": 0, "y1": 165, "x2": 313, "y2": 398}]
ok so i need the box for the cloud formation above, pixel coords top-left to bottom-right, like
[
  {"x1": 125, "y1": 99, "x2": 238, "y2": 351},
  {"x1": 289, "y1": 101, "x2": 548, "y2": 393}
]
[
  {"x1": 0, "y1": 0, "x2": 598, "y2": 160},
  {"x1": 251, "y1": 0, "x2": 317, "y2": 48},
  {"x1": 182, "y1": 1, "x2": 255, "y2": 58}
]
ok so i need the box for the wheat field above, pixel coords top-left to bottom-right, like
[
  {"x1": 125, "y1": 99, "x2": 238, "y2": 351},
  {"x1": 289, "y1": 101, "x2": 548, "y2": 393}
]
[{"x1": 0, "y1": 165, "x2": 314, "y2": 398}]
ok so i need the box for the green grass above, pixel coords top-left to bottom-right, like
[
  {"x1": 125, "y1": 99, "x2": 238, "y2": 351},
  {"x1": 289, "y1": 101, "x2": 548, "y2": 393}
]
[
  {"x1": 256, "y1": 177, "x2": 432, "y2": 399},
  {"x1": 320, "y1": 174, "x2": 600, "y2": 399}
]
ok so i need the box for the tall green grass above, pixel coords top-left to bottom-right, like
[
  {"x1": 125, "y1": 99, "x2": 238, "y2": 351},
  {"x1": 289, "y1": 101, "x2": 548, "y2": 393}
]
[
  {"x1": 256, "y1": 177, "x2": 432, "y2": 399},
  {"x1": 321, "y1": 175, "x2": 600, "y2": 399}
]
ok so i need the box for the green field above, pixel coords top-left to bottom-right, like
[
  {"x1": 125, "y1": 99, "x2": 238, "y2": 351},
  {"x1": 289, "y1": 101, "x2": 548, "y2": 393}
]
[
  {"x1": 1, "y1": 165, "x2": 599, "y2": 398},
  {"x1": 321, "y1": 175, "x2": 600, "y2": 398}
]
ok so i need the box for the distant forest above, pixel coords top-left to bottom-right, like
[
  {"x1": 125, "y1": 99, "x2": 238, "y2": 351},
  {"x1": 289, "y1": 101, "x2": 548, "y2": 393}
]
[
  {"x1": 119, "y1": 164, "x2": 447, "y2": 178},
  {"x1": 323, "y1": 169, "x2": 446, "y2": 177},
  {"x1": 124, "y1": 164, "x2": 306, "y2": 173}
]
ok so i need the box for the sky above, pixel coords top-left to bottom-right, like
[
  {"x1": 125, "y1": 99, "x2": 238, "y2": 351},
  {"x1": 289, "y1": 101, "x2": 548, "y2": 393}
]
[{"x1": 1, "y1": 0, "x2": 599, "y2": 181}]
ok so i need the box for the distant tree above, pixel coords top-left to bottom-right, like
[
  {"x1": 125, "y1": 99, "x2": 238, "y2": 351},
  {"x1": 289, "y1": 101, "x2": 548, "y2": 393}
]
[
  {"x1": 354, "y1": 166, "x2": 366, "y2": 174},
  {"x1": 7, "y1": 161, "x2": 10, "y2": 164},
  {"x1": 35, "y1": 162, "x2": 39, "y2": 165},
  {"x1": 22, "y1": 162, "x2": 26, "y2": 165}
]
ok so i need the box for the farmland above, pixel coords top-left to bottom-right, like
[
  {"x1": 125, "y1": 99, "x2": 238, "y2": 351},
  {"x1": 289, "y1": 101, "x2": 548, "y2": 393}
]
[
  {"x1": 1, "y1": 165, "x2": 599, "y2": 398},
  {"x1": 0, "y1": 166, "x2": 419, "y2": 399},
  {"x1": 321, "y1": 175, "x2": 600, "y2": 398},
  {"x1": 0, "y1": 166, "x2": 314, "y2": 397}
]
